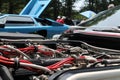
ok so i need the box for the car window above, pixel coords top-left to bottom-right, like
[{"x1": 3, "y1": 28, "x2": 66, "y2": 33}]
[
  {"x1": 35, "y1": 18, "x2": 64, "y2": 26},
  {"x1": 79, "y1": 5, "x2": 120, "y2": 29}
]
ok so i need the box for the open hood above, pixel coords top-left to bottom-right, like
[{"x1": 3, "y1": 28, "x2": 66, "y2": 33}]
[{"x1": 19, "y1": 0, "x2": 51, "y2": 18}]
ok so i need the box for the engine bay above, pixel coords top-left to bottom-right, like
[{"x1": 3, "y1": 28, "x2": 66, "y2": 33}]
[{"x1": 0, "y1": 36, "x2": 120, "y2": 80}]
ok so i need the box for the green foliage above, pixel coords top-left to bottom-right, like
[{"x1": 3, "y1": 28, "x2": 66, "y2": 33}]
[
  {"x1": 0, "y1": 0, "x2": 120, "y2": 20},
  {"x1": 0, "y1": 0, "x2": 29, "y2": 14}
]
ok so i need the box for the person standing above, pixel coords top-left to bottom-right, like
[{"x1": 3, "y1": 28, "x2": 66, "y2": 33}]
[
  {"x1": 59, "y1": 16, "x2": 66, "y2": 24},
  {"x1": 56, "y1": 16, "x2": 61, "y2": 23}
]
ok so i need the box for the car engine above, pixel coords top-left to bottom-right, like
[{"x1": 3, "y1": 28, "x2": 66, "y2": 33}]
[{"x1": 0, "y1": 38, "x2": 120, "y2": 80}]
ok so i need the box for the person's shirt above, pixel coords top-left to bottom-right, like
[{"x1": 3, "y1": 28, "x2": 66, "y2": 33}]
[
  {"x1": 59, "y1": 18, "x2": 65, "y2": 24},
  {"x1": 56, "y1": 18, "x2": 61, "y2": 23}
]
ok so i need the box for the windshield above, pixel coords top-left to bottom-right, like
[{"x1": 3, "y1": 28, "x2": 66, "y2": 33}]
[{"x1": 79, "y1": 5, "x2": 120, "y2": 29}]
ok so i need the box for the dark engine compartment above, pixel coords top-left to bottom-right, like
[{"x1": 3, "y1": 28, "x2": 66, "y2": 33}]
[{"x1": 1, "y1": 32, "x2": 120, "y2": 80}]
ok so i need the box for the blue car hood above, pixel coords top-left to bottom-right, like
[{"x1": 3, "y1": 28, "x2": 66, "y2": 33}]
[{"x1": 19, "y1": 0, "x2": 51, "y2": 18}]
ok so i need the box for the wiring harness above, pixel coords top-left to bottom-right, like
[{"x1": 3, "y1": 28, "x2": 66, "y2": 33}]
[{"x1": 0, "y1": 39, "x2": 120, "y2": 80}]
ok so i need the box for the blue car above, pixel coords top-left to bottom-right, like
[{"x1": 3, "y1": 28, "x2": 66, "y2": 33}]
[{"x1": 0, "y1": 0, "x2": 69, "y2": 38}]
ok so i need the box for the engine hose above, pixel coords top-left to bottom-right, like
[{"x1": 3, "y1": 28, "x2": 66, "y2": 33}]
[
  {"x1": 0, "y1": 55, "x2": 51, "y2": 74},
  {"x1": 20, "y1": 63, "x2": 51, "y2": 73},
  {"x1": 102, "y1": 59, "x2": 120, "y2": 64},
  {"x1": 1, "y1": 39, "x2": 120, "y2": 53},
  {"x1": 5, "y1": 45, "x2": 31, "y2": 60},
  {"x1": 30, "y1": 58, "x2": 65, "y2": 66}
]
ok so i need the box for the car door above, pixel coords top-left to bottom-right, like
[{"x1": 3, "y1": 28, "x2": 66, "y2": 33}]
[{"x1": 35, "y1": 18, "x2": 69, "y2": 38}]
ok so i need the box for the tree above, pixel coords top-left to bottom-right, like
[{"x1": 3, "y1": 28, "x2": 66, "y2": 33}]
[
  {"x1": 65, "y1": 0, "x2": 73, "y2": 18},
  {"x1": 0, "y1": 0, "x2": 120, "y2": 19},
  {"x1": 86, "y1": 0, "x2": 120, "y2": 13},
  {"x1": 0, "y1": 0, "x2": 28, "y2": 14},
  {"x1": 41, "y1": 0, "x2": 75, "y2": 19}
]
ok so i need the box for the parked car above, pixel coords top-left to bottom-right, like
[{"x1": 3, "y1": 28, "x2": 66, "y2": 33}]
[
  {"x1": 0, "y1": 0, "x2": 69, "y2": 38},
  {"x1": 59, "y1": 5, "x2": 120, "y2": 50},
  {"x1": 0, "y1": 14, "x2": 69, "y2": 38}
]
